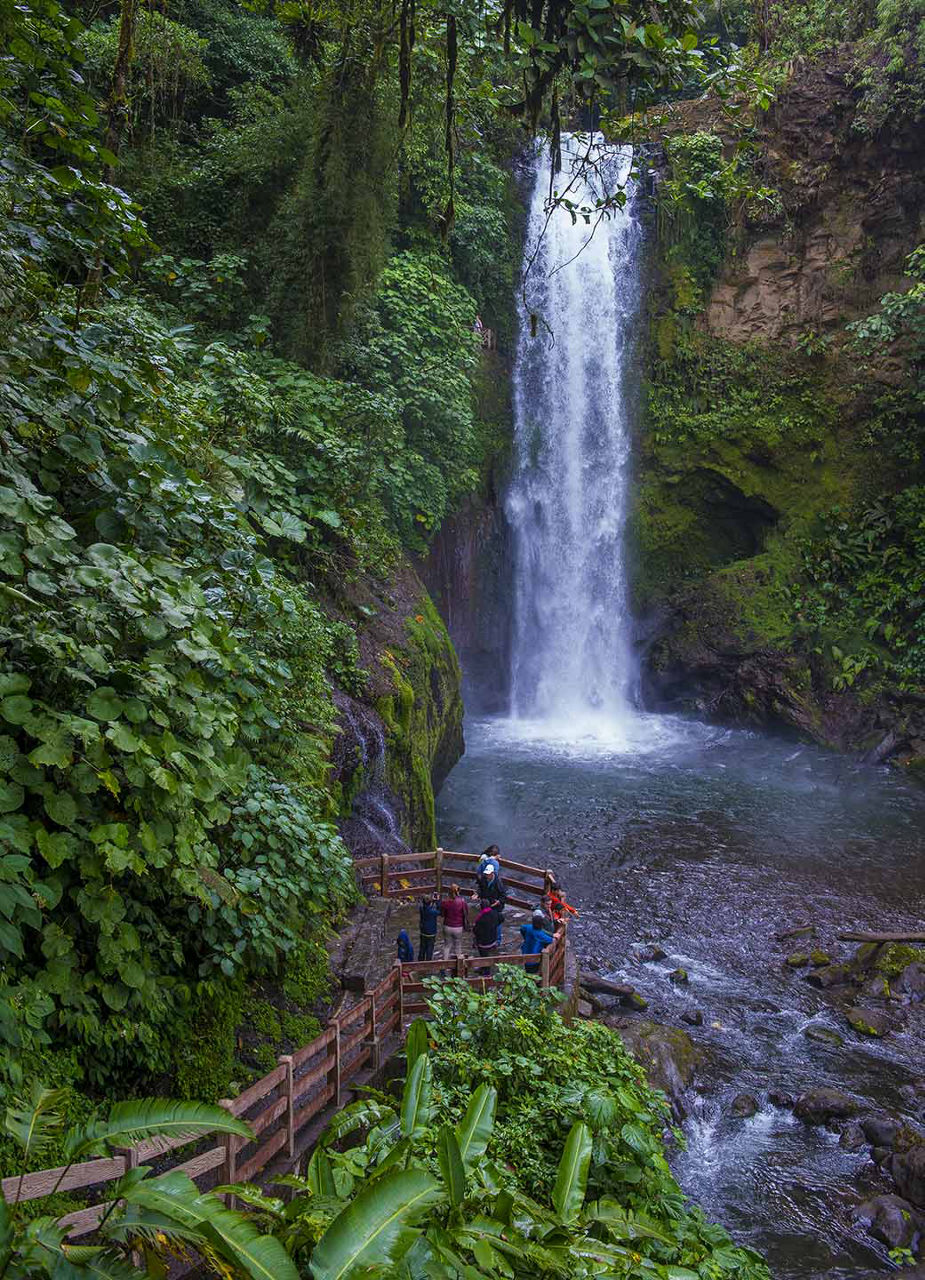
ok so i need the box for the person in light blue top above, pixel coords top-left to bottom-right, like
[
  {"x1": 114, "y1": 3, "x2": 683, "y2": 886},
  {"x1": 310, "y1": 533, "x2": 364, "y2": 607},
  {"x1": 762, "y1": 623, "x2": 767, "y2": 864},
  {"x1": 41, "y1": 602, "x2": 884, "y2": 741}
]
[{"x1": 520, "y1": 909, "x2": 554, "y2": 974}]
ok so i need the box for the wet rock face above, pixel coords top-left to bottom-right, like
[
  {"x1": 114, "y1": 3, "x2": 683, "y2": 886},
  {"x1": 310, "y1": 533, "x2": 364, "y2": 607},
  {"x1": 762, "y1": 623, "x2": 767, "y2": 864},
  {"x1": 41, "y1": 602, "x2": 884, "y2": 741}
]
[
  {"x1": 892, "y1": 1144, "x2": 925, "y2": 1210},
  {"x1": 608, "y1": 1019, "x2": 700, "y2": 1119}
]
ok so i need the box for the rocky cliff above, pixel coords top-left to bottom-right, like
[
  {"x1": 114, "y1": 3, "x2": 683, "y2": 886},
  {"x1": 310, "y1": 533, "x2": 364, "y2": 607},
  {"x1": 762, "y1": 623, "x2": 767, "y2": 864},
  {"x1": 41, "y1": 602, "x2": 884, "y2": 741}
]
[
  {"x1": 328, "y1": 561, "x2": 464, "y2": 856},
  {"x1": 634, "y1": 61, "x2": 925, "y2": 771}
]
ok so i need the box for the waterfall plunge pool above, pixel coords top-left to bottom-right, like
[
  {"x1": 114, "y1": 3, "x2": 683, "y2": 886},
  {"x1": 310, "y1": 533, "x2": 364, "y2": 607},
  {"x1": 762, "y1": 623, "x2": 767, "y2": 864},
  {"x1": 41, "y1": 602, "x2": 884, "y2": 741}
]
[{"x1": 436, "y1": 714, "x2": 925, "y2": 1278}]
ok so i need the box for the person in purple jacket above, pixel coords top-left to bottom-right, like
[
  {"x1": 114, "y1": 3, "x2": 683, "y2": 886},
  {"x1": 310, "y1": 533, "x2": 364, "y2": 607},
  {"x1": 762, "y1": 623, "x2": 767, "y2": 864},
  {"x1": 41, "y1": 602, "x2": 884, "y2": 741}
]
[{"x1": 440, "y1": 883, "x2": 468, "y2": 959}]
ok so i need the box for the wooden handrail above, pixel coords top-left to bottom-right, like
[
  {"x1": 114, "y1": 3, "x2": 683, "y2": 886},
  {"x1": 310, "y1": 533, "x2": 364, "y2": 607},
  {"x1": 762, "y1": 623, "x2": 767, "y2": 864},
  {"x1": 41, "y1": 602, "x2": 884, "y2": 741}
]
[{"x1": 4, "y1": 848, "x2": 568, "y2": 1234}]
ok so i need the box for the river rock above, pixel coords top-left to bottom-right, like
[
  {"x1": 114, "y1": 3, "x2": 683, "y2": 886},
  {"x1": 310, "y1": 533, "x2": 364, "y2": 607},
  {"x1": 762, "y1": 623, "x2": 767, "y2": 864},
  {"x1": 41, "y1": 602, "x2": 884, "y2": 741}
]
[
  {"x1": 809, "y1": 949, "x2": 832, "y2": 967},
  {"x1": 794, "y1": 1088, "x2": 859, "y2": 1125},
  {"x1": 730, "y1": 1093, "x2": 759, "y2": 1118},
  {"x1": 668, "y1": 968, "x2": 689, "y2": 985},
  {"x1": 898, "y1": 962, "x2": 925, "y2": 1000},
  {"x1": 769, "y1": 1089, "x2": 794, "y2": 1108},
  {"x1": 610, "y1": 1019, "x2": 699, "y2": 1119},
  {"x1": 786, "y1": 952, "x2": 809, "y2": 968},
  {"x1": 840, "y1": 1122, "x2": 867, "y2": 1151},
  {"x1": 804, "y1": 1024, "x2": 844, "y2": 1046},
  {"x1": 891, "y1": 1143, "x2": 925, "y2": 1208},
  {"x1": 852, "y1": 1194, "x2": 924, "y2": 1251},
  {"x1": 859, "y1": 973, "x2": 892, "y2": 1002},
  {"x1": 639, "y1": 943, "x2": 668, "y2": 962},
  {"x1": 862, "y1": 1115, "x2": 900, "y2": 1149},
  {"x1": 807, "y1": 963, "x2": 853, "y2": 989},
  {"x1": 681, "y1": 1009, "x2": 704, "y2": 1026},
  {"x1": 846, "y1": 1006, "x2": 895, "y2": 1037}
]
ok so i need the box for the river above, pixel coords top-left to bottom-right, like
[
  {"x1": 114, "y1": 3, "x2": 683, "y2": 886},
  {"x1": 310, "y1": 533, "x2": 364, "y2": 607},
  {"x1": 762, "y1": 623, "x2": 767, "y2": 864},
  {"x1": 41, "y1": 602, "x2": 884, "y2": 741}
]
[{"x1": 436, "y1": 715, "x2": 925, "y2": 1276}]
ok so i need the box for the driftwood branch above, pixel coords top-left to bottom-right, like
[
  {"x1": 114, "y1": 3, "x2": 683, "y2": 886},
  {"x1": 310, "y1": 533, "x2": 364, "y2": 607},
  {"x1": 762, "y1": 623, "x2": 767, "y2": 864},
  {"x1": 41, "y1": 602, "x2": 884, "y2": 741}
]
[
  {"x1": 837, "y1": 932, "x2": 925, "y2": 943},
  {"x1": 578, "y1": 971, "x2": 636, "y2": 998}
]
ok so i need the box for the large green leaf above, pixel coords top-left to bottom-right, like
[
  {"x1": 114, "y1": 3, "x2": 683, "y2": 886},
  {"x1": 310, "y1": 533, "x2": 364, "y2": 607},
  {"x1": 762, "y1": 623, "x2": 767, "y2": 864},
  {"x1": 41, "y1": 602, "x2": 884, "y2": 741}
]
[
  {"x1": 50, "y1": 1244, "x2": 143, "y2": 1279},
  {"x1": 454, "y1": 1084, "x2": 496, "y2": 1168},
  {"x1": 309, "y1": 1167, "x2": 442, "y2": 1280},
  {"x1": 436, "y1": 1126, "x2": 466, "y2": 1208},
  {"x1": 3, "y1": 1084, "x2": 69, "y2": 1166},
  {"x1": 404, "y1": 1018, "x2": 429, "y2": 1071},
  {"x1": 400, "y1": 1054, "x2": 432, "y2": 1138},
  {"x1": 552, "y1": 1121, "x2": 592, "y2": 1224},
  {"x1": 306, "y1": 1148, "x2": 338, "y2": 1198},
  {"x1": 123, "y1": 1174, "x2": 297, "y2": 1280},
  {"x1": 65, "y1": 1099, "x2": 252, "y2": 1161}
]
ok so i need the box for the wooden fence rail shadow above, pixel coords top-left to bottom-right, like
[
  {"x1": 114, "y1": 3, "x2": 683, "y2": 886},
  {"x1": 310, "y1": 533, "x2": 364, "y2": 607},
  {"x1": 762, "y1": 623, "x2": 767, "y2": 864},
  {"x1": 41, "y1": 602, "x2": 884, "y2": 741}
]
[{"x1": 1, "y1": 849, "x2": 566, "y2": 1235}]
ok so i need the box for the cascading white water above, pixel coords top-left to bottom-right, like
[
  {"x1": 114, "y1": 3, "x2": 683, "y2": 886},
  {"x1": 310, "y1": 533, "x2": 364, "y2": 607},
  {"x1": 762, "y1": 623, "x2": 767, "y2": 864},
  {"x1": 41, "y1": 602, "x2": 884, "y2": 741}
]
[{"x1": 507, "y1": 134, "x2": 643, "y2": 737}]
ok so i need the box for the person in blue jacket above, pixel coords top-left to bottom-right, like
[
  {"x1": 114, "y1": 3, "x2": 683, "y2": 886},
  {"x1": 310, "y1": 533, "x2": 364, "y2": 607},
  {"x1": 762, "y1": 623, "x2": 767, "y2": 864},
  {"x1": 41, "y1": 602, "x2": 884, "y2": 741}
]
[
  {"x1": 418, "y1": 892, "x2": 440, "y2": 961},
  {"x1": 397, "y1": 929, "x2": 414, "y2": 962},
  {"x1": 520, "y1": 909, "x2": 554, "y2": 974}
]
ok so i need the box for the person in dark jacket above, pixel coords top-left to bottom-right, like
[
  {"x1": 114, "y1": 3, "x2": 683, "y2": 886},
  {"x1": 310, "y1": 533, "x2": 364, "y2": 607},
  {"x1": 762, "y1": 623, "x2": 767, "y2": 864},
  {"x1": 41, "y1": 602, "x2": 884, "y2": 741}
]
[
  {"x1": 473, "y1": 855, "x2": 506, "y2": 946},
  {"x1": 397, "y1": 929, "x2": 414, "y2": 962},
  {"x1": 472, "y1": 898, "x2": 501, "y2": 957},
  {"x1": 520, "y1": 910, "x2": 554, "y2": 974},
  {"x1": 418, "y1": 892, "x2": 440, "y2": 961}
]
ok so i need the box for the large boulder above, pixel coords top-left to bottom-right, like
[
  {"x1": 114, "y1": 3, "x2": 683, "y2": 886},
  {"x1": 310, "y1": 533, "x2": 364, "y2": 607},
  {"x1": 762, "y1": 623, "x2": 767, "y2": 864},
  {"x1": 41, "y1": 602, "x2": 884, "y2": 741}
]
[
  {"x1": 610, "y1": 1019, "x2": 700, "y2": 1119},
  {"x1": 846, "y1": 1006, "x2": 897, "y2": 1038},
  {"x1": 851, "y1": 1194, "x2": 924, "y2": 1251},
  {"x1": 794, "y1": 1088, "x2": 859, "y2": 1126},
  {"x1": 892, "y1": 1143, "x2": 925, "y2": 1209},
  {"x1": 898, "y1": 963, "x2": 925, "y2": 1001}
]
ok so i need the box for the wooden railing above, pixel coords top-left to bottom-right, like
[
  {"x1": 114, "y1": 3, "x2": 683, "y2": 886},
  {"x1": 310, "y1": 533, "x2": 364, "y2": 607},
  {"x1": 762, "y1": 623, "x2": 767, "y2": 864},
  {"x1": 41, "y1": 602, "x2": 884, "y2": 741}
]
[{"x1": 1, "y1": 850, "x2": 566, "y2": 1234}]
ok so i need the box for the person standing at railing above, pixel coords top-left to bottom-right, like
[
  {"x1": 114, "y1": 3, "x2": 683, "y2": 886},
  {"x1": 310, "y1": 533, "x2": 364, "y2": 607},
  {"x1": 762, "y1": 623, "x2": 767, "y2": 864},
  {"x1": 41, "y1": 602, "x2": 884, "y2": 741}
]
[
  {"x1": 472, "y1": 898, "x2": 501, "y2": 957},
  {"x1": 474, "y1": 847, "x2": 507, "y2": 947},
  {"x1": 440, "y1": 883, "x2": 468, "y2": 959},
  {"x1": 418, "y1": 891, "x2": 440, "y2": 961}
]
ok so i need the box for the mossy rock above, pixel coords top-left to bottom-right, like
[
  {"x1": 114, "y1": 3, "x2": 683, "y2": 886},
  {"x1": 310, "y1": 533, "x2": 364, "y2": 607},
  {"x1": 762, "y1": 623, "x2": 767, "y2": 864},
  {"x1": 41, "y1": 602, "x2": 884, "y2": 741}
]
[
  {"x1": 809, "y1": 950, "x2": 831, "y2": 968},
  {"x1": 786, "y1": 952, "x2": 810, "y2": 968},
  {"x1": 845, "y1": 1006, "x2": 893, "y2": 1038},
  {"x1": 873, "y1": 944, "x2": 925, "y2": 980}
]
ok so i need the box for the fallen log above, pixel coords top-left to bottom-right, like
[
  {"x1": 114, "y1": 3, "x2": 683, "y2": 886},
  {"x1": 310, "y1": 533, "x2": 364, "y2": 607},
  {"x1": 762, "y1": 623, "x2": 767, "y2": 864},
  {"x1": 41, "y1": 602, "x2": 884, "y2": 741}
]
[
  {"x1": 837, "y1": 932, "x2": 925, "y2": 944},
  {"x1": 578, "y1": 971, "x2": 636, "y2": 998},
  {"x1": 775, "y1": 923, "x2": 814, "y2": 942}
]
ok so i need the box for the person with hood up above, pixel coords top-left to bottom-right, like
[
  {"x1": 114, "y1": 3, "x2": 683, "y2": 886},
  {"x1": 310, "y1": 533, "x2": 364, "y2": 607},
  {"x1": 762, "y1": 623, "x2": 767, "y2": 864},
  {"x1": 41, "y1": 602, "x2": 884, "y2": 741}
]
[
  {"x1": 472, "y1": 897, "x2": 501, "y2": 957},
  {"x1": 397, "y1": 929, "x2": 414, "y2": 962},
  {"x1": 520, "y1": 909, "x2": 554, "y2": 974}
]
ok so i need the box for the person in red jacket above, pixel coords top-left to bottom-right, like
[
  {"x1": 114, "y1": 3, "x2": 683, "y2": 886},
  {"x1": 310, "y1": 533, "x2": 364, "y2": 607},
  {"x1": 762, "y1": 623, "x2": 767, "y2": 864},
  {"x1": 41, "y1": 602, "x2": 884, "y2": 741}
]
[{"x1": 440, "y1": 883, "x2": 468, "y2": 959}]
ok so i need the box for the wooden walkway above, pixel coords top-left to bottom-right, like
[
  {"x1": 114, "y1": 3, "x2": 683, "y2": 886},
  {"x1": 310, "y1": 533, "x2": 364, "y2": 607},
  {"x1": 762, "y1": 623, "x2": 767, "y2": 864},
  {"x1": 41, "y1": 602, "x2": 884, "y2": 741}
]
[{"x1": 2, "y1": 849, "x2": 567, "y2": 1236}]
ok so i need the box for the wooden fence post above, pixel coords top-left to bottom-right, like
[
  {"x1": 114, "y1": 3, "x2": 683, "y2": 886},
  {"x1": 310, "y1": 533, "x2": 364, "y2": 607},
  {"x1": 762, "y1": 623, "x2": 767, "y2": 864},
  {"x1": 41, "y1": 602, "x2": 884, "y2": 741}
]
[
  {"x1": 331, "y1": 1022, "x2": 342, "y2": 1108},
  {"x1": 380, "y1": 852, "x2": 390, "y2": 897},
  {"x1": 435, "y1": 848, "x2": 443, "y2": 897},
  {"x1": 278, "y1": 1055, "x2": 295, "y2": 1161},
  {"x1": 540, "y1": 946, "x2": 551, "y2": 988},
  {"x1": 395, "y1": 960, "x2": 404, "y2": 1027},
  {"x1": 456, "y1": 955, "x2": 466, "y2": 980},
  {"x1": 218, "y1": 1099, "x2": 238, "y2": 1207}
]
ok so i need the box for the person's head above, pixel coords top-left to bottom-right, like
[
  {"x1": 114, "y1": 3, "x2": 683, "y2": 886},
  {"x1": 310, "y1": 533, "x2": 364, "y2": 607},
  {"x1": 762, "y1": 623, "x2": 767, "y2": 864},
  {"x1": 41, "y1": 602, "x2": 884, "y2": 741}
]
[
  {"x1": 431, "y1": 890, "x2": 440, "y2": 902},
  {"x1": 484, "y1": 864, "x2": 495, "y2": 881},
  {"x1": 450, "y1": 883, "x2": 460, "y2": 899},
  {"x1": 479, "y1": 897, "x2": 491, "y2": 912},
  {"x1": 533, "y1": 909, "x2": 546, "y2": 928},
  {"x1": 482, "y1": 844, "x2": 500, "y2": 858}
]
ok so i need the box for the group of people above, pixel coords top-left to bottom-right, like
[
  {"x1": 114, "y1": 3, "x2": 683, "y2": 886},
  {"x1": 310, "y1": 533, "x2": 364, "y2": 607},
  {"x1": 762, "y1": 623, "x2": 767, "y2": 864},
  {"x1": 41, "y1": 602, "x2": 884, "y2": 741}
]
[{"x1": 395, "y1": 846, "x2": 576, "y2": 973}]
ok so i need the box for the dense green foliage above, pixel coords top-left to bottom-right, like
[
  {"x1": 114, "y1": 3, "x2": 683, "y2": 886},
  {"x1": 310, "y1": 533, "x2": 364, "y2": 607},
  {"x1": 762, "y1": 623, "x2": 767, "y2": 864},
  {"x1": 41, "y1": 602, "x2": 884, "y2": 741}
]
[
  {"x1": 0, "y1": 1085, "x2": 295, "y2": 1280},
  {"x1": 217, "y1": 972, "x2": 769, "y2": 1279}
]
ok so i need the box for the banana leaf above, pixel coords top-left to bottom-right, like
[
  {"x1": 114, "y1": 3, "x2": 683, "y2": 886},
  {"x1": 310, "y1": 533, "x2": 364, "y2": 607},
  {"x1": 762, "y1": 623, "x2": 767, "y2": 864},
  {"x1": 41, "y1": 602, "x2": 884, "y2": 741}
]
[{"x1": 309, "y1": 1167, "x2": 442, "y2": 1280}]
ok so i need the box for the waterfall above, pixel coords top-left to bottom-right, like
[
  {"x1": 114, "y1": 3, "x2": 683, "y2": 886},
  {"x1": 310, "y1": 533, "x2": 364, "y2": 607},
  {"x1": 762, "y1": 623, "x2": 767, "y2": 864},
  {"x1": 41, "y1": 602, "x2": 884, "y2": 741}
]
[{"x1": 507, "y1": 134, "x2": 642, "y2": 736}]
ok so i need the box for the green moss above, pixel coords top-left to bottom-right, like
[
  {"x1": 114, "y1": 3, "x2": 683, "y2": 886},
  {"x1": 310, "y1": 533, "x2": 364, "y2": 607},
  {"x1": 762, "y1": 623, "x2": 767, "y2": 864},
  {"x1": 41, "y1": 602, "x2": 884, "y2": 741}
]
[
  {"x1": 375, "y1": 590, "x2": 463, "y2": 849},
  {"x1": 172, "y1": 974, "x2": 245, "y2": 1102},
  {"x1": 873, "y1": 943, "x2": 925, "y2": 979},
  {"x1": 283, "y1": 933, "x2": 333, "y2": 1009}
]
